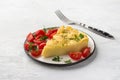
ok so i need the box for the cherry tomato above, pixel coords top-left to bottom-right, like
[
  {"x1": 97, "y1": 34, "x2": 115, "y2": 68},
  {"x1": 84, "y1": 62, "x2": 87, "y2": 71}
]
[
  {"x1": 39, "y1": 42, "x2": 46, "y2": 49},
  {"x1": 49, "y1": 32, "x2": 57, "y2": 39},
  {"x1": 34, "y1": 39, "x2": 46, "y2": 45},
  {"x1": 35, "y1": 35, "x2": 42, "y2": 40},
  {"x1": 30, "y1": 43, "x2": 38, "y2": 51},
  {"x1": 24, "y1": 43, "x2": 29, "y2": 51},
  {"x1": 51, "y1": 28, "x2": 58, "y2": 33},
  {"x1": 31, "y1": 49, "x2": 42, "y2": 57},
  {"x1": 33, "y1": 39, "x2": 42, "y2": 45},
  {"x1": 26, "y1": 33, "x2": 34, "y2": 42},
  {"x1": 34, "y1": 29, "x2": 45, "y2": 36},
  {"x1": 69, "y1": 52, "x2": 82, "y2": 60},
  {"x1": 82, "y1": 47, "x2": 90, "y2": 58},
  {"x1": 46, "y1": 28, "x2": 58, "y2": 38}
]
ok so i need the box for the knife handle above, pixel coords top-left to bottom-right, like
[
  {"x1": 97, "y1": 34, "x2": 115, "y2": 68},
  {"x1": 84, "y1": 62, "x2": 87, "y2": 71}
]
[{"x1": 88, "y1": 26, "x2": 114, "y2": 39}]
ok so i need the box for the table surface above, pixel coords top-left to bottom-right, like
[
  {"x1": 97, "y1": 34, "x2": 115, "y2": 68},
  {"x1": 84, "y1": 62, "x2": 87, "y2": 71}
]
[{"x1": 0, "y1": 0, "x2": 120, "y2": 80}]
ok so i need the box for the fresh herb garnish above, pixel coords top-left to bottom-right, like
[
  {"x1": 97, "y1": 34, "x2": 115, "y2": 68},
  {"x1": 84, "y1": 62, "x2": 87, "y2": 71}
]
[
  {"x1": 29, "y1": 42, "x2": 37, "y2": 50},
  {"x1": 29, "y1": 42, "x2": 33, "y2": 50},
  {"x1": 40, "y1": 35, "x2": 48, "y2": 40},
  {"x1": 64, "y1": 59, "x2": 72, "y2": 64},
  {"x1": 29, "y1": 42, "x2": 37, "y2": 51},
  {"x1": 79, "y1": 33, "x2": 84, "y2": 39},
  {"x1": 43, "y1": 28, "x2": 47, "y2": 33},
  {"x1": 52, "y1": 56, "x2": 60, "y2": 62},
  {"x1": 74, "y1": 35, "x2": 80, "y2": 41}
]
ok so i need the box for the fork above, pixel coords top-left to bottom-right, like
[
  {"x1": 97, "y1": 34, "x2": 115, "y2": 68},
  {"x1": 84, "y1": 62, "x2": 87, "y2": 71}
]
[{"x1": 55, "y1": 10, "x2": 114, "y2": 39}]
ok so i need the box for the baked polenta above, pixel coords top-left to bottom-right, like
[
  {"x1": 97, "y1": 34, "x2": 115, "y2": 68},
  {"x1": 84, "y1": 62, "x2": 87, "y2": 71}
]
[{"x1": 41, "y1": 26, "x2": 89, "y2": 58}]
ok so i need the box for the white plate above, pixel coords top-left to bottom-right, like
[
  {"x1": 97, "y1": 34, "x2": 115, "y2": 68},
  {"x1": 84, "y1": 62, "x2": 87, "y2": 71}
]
[{"x1": 24, "y1": 28, "x2": 96, "y2": 66}]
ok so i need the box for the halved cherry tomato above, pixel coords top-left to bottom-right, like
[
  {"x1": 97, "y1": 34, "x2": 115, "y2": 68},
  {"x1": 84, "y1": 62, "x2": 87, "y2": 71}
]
[
  {"x1": 33, "y1": 39, "x2": 41, "y2": 45},
  {"x1": 39, "y1": 42, "x2": 46, "y2": 49},
  {"x1": 51, "y1": 28, "x2": 58, "y2": 33},
  {"x1": 30, "y1": 43, "x2": 38, "y2": 51},
  {"x1": 46, "y1": 28, "x2": 58, "y2": 38},
  {"x1": 34, "y1": 29, "x2": 45, "y2": 36},
  {"x1": 82, "y1": 47, "x2": 90, "y2": 58},
  {"x1": 48, "y1": 32, "x2": 57, "y2": 39},
  {"x1": 26, "y1": 33, "x2": 34, "y2": 42},
  {"x1": 31, "y1": 49, "x2": 42, "y2": 57},
  {"x1": 35, "y1": 35, "x2": 42, "y2": 40},
  {"x1": 34, "y1": 39, "x2": 46, "y2": 45},
  {"x1": 24, "y1": 43, "x2": 30, "y2": 51},
  {"x1": 69, "y1": 52, "x2": 82, "y2": 60}
]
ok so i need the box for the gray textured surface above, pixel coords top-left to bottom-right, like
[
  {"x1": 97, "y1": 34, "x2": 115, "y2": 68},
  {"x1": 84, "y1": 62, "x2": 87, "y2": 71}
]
[{"x1": 0, "y1": 0, "x2": 120, "y2": 80}]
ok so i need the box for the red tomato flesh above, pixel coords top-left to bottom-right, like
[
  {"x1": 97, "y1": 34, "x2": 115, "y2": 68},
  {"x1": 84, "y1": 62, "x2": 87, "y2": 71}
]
[
  {"x1": 34, "y1": 29, "x2": 45, "y2": 36},
  {"x1": 24, "y1": 43, "x2": 29, "y2": 51},
  {"x1": 46, "y1": 29, "x2": 58, "y2": 38},
  {"x1": 82, "y1": 47, "x2": 91, "y2": 58},
  {"x1": 27, "y1": 33, "x2": 34, "y2": 42},
  {"x1": 31, "y1": 49, "x2": 42, "y2": 58},
  {"x1": 69, "y1": 52, "x2": 82, "y2": 60},
  {"x1": 48, "y1": 32, "x2": 57, "y2": 39},
  {"x1": 39, "y1": 42, "x2": 46, "y2": 49}
]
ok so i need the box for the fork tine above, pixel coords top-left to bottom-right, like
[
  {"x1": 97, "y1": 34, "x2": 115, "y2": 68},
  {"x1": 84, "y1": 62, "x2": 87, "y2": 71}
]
[{"x1": 55, "y1": 10, "x2": 71, "y2": 23}]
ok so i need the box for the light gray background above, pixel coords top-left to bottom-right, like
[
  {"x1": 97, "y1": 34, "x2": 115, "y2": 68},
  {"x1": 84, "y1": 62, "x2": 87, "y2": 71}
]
[{"x1": 0, "y1": 0, "x2": 120, "y2": 80}]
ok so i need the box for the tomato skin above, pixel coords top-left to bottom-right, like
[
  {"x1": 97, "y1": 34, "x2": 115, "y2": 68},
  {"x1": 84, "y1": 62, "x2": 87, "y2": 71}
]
[
  {"x1": 34, "y1": 29, "x2": 45, "y2": 36},
  {"x1": 46, "y1": 29, "x2": 58, "y2": 39},
  {"x1": 27, "y1": 33, "x2": 34, "y2": 42},
  {"x1": 39, "y1": 42, "x2": 46, "y2": 49},
  {"x1": 31, "y1": 49, "x2": 42, "y2": 57},
  {"x1": 82, "y1": 47, "x2": 90, "y2": 58},
  {"x1": 50, "y1": 29, "x2": 58, "y2": 33},
  {"x1": 35, "y1": 35, "x2": 42, "y2": 40},
  {"x1": 69, "y1": 52, "x2": 82, "y2": 60},
  {"x1": 49, "y1": 32, "x2": 57, "y2": 39},
  {"x1": 24, "y1": 43, "x2": 29, "y2": 51}
]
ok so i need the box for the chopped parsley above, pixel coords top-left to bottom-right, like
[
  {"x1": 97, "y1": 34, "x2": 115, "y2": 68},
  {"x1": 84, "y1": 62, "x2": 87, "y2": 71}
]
[
  {"x1": 52, "y1": 56, "x2": 61, "y2": 62},
  {"x1": 29, "y1": 42, "x2": 37, "y2": 51},
  {"x1": 40, "y1": 35, "x2": 48, "y2": 40},
  {"x1": 64, "y1": 59, "x2": 72, "y2": 64},
  {"x1": 74, "y1": 35, "x2": 80, "y2": 41},
  {"x1": 71, "y1": 34, "x2": 84, "y2": 41},
  {"x1": 29, "y1": 42, "x2": 33, "y2": 50},
  {"x1": 79, "y1": 33, "x2": 84, "y2": 39}
]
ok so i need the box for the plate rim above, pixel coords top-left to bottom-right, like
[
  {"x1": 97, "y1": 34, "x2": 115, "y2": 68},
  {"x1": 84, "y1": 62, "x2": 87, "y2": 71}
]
[{"x1": 24, "y1": 27, "x2": 96, "y2": 66}]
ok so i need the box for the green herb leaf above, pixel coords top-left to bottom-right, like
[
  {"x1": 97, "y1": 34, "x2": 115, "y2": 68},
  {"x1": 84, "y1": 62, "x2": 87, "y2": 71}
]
[
  {"x1": 64, "y1": 59, "x2": 72, "y2": 64},
  {"x1": 43, "y1": 28, "x2": 47, "y2": 33},
  {"x1": 29, "y1": 42, "x2": 37, "y2": 51},
  {"x1": 40, "y1": 35, "x2": 48, "y2": 40},
  {"x1": 29, "y1": 42, "x2": 33, "y2": 50},
  {"x1": 79, "y1": 33, "x2": 84, "y2": 39},
  {"x1": 52, "y1": 56, "x2": 60, "y2": 62},
  {"x1": 74, "y1": 35, "x2": 80, "y2": 41}
]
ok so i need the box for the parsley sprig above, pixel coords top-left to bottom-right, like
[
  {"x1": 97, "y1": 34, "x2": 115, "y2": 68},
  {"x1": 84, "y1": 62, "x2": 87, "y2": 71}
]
[
  {"x1": 40, "y1": 35, "x2": 48, "y2": 40},
  {"x1": 64, "y1": 59, "x2": 72, "y2": 64},
  {"x1": 52, "y1": 56, "x2": 61, "y2": 62}
]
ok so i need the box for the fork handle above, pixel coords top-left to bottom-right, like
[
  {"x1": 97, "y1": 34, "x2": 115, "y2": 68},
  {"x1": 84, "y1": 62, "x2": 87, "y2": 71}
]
[
  {"x1": 88, "y1": 26, "x2": 114, "y2": 39},
  {"x1": 79, "y1": 23, "x2": 114, "y2": 39}
]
